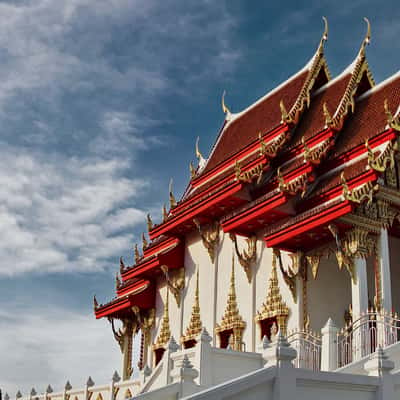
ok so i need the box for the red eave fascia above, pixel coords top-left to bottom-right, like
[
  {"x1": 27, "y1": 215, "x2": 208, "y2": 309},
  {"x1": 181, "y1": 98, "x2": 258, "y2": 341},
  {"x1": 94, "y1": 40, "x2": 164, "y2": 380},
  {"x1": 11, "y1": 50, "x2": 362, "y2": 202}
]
[
  {"x1": 121, "y1": 257, "x2": 159, "y2": 281},
  {"x1": 222, "y1": 192, "x2": 287, "y2": 233},
  {"x1": 95, "y1": 279, "x2": 152, "y2": 319},
  {"x1": 265, "y1": 200, "x2": 353, "y2": 248},
  {"x1": 143, "y1": 237, "x2": 180, "y2": 258},
  {"x1": 191, "y1": 123, "x2": 289, "y2": 189},
  {"x1": 117, "y1": 278, "x2": 150, "y2": 297},
  {"x1": 149, "y1": 181, "x2": 244, "y2": 240}
]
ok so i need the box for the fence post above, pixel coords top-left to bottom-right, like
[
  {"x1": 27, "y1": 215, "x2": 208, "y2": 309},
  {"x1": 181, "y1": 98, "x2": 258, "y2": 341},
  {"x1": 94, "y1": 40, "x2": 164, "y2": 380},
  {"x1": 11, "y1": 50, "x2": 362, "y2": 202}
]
[{"x1": 321, "y1": 318, "x2": 338, "y2": 371}]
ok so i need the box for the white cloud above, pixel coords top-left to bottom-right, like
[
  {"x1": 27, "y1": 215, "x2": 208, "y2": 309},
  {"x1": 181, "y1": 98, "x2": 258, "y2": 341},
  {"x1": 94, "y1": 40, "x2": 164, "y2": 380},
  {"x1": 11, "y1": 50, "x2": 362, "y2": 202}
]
[
  {"x1": 0, "y1": 145, "x2": 148, "y2": 276},
  {"x1": 0, "y1": 306, "x2": 122, "y2": 396}
]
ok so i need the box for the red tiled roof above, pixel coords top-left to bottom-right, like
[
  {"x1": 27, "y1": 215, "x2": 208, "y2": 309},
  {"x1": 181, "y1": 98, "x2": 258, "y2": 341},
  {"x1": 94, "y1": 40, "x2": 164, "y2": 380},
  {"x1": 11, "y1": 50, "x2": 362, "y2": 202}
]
[{"x1": 202, "y1": 69, "x2": 310, "y2": 174}]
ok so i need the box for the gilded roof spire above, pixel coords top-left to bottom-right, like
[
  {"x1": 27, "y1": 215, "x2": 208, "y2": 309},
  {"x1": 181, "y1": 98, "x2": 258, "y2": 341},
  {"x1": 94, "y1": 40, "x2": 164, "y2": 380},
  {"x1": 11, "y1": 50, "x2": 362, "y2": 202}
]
[
  {"x1": 316, "y1": 16, "x2": 328, "y2": 55},
  {"x1": 222, "y1": 90, "x2": 232, "y2": 119},
  {"x1": 195, "y1": 137, "x2": 207, "y2": 170},
  {"x1": 169, "y1": 179, "x2": 177, "y2": 208},
  {"x1": 154, "y1": 289, "x2": 171, "y2": 348},
  {"x1": 181, "y1": 267, "x2": 202, "y2": 343},
  {"x1": 359, "y1": 17, "x2": 371, "y2": 56}
]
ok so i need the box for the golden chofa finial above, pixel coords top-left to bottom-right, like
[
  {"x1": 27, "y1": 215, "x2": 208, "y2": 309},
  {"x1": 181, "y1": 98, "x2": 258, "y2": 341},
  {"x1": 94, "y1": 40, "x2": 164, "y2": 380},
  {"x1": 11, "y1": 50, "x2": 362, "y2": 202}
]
[
  {"x1": 195, "y1": 136, "x2": 207, "y2": 169},
  {"x1": 142, "y1": 232, "x2": 148, "y2": 251},
  {"x1": 162, "y1": 204, "x2": 168, "y2": 222},
  {"x1": 316, "y1": 16, "x2": 328, "y2": 54},
  {"x1": 359, "y1": 17, "x2": 371, "y2": 53},
  {"x1": 93, "y1": 295, "x2": 99, "y2": 311},
  {"x1": 169, "y1": 179, "x2": 177, "y2": 208},
  {"x1": 222, "y1": 90, "x2": 232, "y2": 117},
  {"x1": 189, "y1": 161, "x2": 196, "y2": 179},
  {"x1": 147, "y1": 213, "x2": 153, "y2": 232},
  {"x1": 134, "y1": 244, "x2": 140, "y2": 263}
]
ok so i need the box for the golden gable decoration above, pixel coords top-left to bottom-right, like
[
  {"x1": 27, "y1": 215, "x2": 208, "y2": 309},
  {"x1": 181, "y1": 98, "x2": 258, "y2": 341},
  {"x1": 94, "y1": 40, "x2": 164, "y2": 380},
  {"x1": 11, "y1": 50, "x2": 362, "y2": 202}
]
[
  {"x1": 255, "y1": 249, "x2": 289, "y2": 335},
  {"x1": 215, "y1": 256, "x2": 246, "y2": 351}
]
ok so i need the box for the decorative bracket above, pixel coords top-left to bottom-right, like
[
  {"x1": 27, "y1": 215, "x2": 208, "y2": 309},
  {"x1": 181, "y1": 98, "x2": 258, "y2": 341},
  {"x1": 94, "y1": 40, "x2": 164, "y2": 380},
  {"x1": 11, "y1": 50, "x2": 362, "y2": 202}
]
[
  {"x1": 275, "y1": 249, "x2": 299, "y2": 303},
  {"x1": 193, "y1": 219, "x2": 220, "y2": 263},
  {"x1": 384, "y1": 99, "x2": 400, "y2": 131},
  {"x1": 161, "y1": 266, "x2": 185, "y2": 306},
  {"x1": 366, "y1": 139, "x2": 398, "y2": 172},
  {"x1": 341, "y1": 172, "x2": 378, "y2": 205},
  {"x1": 229, "y1": 233, "x2": 257, "y2": 283}
]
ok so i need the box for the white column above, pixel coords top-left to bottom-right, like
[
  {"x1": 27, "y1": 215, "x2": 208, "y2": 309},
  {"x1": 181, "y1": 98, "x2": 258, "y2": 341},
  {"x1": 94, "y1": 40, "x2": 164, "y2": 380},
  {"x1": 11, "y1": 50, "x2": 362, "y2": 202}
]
[
  {"x1": 321, "y1": 318, "x2": 339, "y2": 371},
  {"x1": 379, "y1": 228, "x2": 392, "y2": 312},
  {"x1": 351, "y1": 257, "x2": 368, "y2": 320}
]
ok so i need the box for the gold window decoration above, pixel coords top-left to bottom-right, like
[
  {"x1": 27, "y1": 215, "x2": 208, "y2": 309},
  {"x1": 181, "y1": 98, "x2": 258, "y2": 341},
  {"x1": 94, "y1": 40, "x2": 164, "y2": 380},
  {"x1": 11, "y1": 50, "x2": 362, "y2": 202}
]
[{"x1": 215, "y1": 256, "x2": 246, "y2": 351}]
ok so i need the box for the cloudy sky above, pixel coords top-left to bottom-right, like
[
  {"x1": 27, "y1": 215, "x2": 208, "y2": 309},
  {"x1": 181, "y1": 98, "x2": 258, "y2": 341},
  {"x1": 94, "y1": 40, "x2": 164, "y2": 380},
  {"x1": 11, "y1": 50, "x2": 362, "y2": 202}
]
[{"x1": 0, "y1": 0, "x2": 399, "y2": 395}]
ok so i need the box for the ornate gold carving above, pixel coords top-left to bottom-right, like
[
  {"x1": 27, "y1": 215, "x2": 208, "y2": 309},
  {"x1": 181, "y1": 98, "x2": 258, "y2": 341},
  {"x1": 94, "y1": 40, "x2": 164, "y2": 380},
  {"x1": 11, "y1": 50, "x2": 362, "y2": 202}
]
[
  {"x1": 160, "y1": 266, "x2": 185, "y2": 306},
  {"x1": 134, "y1": 244, "x2": 141, "y2": 263},
  {"x1": 229, "y1": 233, "x2": 257, "y2": 283},
  {"x1": 169, "y1": 179, "x2": 177, "y2": 209},
  {"x1": 162, "y1": 204, "x2": 168, "y2": 222},
  {"x1": 142, "y1": 233, "x2": 148, "y2": 252},
  {"x1": 110, "y1": 318, "x2": 135, "y2": 379},
  {"x1": 190, "y1": 161, "x2": 196, "y2": 179},
  {"x1": 302, "y1": 137, "x2": 331, "y2": 164},
  {"x1": 281, "y1": 17, "x2": 330, "y2": 125},
  {"x1": 181, "y1": 268, "x2": 202, "y2": 344},
  {"x1": 344, "y1": 227, "x2": 375, "y2": 259},
  {"x1": 193, "y1": 219, "x2": 220, "y2": 263},
  {"x1": 341, "y1": 172, "x2": 378, "y2": 204},
  {"x1": 384, "y1": 99, "x2": 400, "y2": 131},
  {"x1": 275, "y1": 249, "x2": 299, "y2": 303},
  {"x1": 120, "y1": 257, "x2": 126, "y2": 274},
  {"x1": 280, "y1": 99, "x2": 289, "y2": 123},
  {"x1": 115, "y1": 272, "x2": 121, "y2": 290},
  {"x1": 277, "y1": 168, "x2": 308, "y2": 197},
  {"x1": 234, "y1": 160, "x2": 264, "y2": 185},
  {"x1": 366, "y1": 139, "x2": 397, "y2": 172},
  {"x1": 153, "y1": 290, "x2": 171, "y2": 350},
  {"x1": 215, "y1": 256, "x2": 246, "y2": 351},
  {"x1": 222, "y1": 90, "x2": 232, "y2": 118},
  {"x1": 328, "y1": 224, "x2": 356, "y2": 284},
  {"x1": 259, "y1": 131, "x2": 289, "y2": 158},
  {"x1": 255, "y1": 250, "x2": 290, "y2": 335},
  {"x1": 323, "y1": 102, "x2": 333, "y2": 127},
  {"x1": 377, "y1": 199, "x2": 398, "y2": 229},
  {"x1": 306, "y1": 254, "x2": 322, "y2": 280},
  {"x1": 138, "y1": 308, "x2": 155, "y2": 369}
]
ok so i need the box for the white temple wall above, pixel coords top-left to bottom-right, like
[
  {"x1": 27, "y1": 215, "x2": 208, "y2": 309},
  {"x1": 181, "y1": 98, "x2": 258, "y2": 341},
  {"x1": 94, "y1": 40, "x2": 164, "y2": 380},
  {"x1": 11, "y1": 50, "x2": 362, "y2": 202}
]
[
  {"x1": 389, "y1": 235, "x2": 400, "y2": 313},
  {"x1": 151, "y1": 278, "x2": 167, "y2": 365},
  {"x1": 307, "y1": 254, "x2": 351, "y2": 331},
  {"x1": 366, "y1": 255, "x2": 376, "y2": 307}
]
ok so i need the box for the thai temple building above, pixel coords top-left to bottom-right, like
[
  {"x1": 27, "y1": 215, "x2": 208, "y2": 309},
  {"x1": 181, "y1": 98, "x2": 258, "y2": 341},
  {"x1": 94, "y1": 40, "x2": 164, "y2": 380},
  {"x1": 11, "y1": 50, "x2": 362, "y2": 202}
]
[{"x1": 12, "y1": 18, "x2": 400, "y2": 400}]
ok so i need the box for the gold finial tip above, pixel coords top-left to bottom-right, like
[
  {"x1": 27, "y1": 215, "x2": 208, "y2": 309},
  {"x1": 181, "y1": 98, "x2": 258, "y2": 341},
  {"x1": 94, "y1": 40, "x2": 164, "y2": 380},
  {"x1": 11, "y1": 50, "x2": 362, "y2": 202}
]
[
  {"x1": 222, "y1": 90, "x2": 231, "y2": 115},
  {"x1": 363, "y1": 17, "x2": 371, "y2": 46},
  {"x1": 322, "y1": 16, "x2": 328, "y2": 41}
]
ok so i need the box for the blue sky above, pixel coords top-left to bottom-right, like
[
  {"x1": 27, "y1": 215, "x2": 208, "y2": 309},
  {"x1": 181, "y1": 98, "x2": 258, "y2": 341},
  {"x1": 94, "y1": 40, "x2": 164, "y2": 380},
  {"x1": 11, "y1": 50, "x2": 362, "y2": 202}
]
[{"x1": 0, "y1": 0, "x2": 399, "y2": 395}]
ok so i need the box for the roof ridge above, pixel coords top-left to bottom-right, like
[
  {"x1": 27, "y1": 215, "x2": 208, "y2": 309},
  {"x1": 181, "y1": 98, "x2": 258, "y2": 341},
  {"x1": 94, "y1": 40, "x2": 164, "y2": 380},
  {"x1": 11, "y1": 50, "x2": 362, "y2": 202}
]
[{"x1": 357, "y1": 70, "x2": 400, "y2": 102}]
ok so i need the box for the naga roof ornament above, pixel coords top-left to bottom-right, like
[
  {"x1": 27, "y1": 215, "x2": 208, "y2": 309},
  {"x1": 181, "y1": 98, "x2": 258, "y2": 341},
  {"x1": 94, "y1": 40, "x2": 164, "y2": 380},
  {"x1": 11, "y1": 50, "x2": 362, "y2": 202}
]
[
  {"x1": 384, "y1": 99, "x2": 400, "y2": 131},
  {"x1": 195, "y1": 137, "x2": 207, "y2": 170},
  {"x1": 222, "y1": 90, "x2": 234, "y2": 122},
  {"x1": 169, "y1": 179, "x2": 177, "y2": 208},
  {"x1": 147, "y1": 214, "x2": 153, "y2": 232},
  {"x1": 280, "y1": 16, "x2": 330, "y2": 125}
]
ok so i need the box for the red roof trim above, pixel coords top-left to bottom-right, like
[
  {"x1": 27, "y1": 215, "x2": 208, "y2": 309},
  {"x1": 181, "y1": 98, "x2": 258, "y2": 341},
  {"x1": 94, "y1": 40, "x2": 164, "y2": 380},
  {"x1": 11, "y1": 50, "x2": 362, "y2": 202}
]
[
  {"x1": 149, "y1": 181, "x2": 244, "y2": 240},
  {"x1": 264, "y1": 200, "x2": 353, "y2": 248}
]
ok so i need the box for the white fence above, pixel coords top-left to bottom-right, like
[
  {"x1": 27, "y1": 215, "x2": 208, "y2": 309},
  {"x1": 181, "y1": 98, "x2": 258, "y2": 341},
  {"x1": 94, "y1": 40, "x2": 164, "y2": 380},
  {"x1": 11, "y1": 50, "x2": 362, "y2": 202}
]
[
  {"x1": 338, "y1": 310, "x2": 400, "y2": 368},
  {"x1": 287, "y1": 330, "x2": 321, "y2": 371}
]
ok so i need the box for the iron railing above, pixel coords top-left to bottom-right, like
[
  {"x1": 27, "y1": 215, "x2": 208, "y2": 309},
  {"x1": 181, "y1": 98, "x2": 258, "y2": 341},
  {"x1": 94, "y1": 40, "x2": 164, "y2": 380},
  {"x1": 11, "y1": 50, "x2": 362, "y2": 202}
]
[{"x1": 287, "y1": 330, "x2": 321, "y2": 371}]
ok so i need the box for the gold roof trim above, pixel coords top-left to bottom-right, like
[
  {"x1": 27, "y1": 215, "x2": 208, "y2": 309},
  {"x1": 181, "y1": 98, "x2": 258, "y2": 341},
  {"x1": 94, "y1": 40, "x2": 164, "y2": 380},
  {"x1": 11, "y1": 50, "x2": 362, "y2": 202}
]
[
  {"x1": 326, "y1": 18, "x2": 375, "y2": 131},
  {"x1": 181, "y1": 268, "x2": 202, "y2": 344},
  {"x1": 282, "y1": 17, "x2": 331, "y2": 125},
  {"x1": 384, "y1": 99, "x2": 400, "y2": 131},
  {"x1": 153, "y1": 289, "x2": 171, "y2": 350}
]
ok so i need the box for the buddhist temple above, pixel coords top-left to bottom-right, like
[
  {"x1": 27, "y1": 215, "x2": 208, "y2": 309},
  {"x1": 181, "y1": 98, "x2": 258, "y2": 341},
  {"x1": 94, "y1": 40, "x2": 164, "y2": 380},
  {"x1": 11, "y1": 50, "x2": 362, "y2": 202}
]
[{"x1": 86, "y1": 18, "x2": 400, "y2": 399}]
